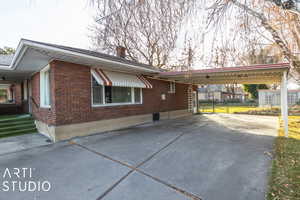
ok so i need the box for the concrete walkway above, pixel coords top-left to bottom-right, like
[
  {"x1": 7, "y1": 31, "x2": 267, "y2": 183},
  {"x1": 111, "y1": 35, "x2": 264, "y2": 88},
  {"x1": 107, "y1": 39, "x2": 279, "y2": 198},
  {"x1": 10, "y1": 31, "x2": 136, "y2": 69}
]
[
  {"x1": 0, "y1": 133, "x2": 51, "y2": 155},
  {"x1": 0, "y1": 114, "x2": 278, "y2": 200}
]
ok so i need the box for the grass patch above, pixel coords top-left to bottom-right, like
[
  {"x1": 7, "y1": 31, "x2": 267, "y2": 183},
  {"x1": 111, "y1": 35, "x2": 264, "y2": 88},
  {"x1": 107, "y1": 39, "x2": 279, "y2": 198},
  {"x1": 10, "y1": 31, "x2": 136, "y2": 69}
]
[
  {"x1": 279, "y1": 116, "x2": 300, "y2": 140},
  {"x1": 199, "y1": 105, "x2": 300, "y2": 116},
  {"x1": 267, "y1": 137, "x2": 300, "y2": 200},
  {"x1": 199, "y1": 106, "x2": 263, "y2": 114}
]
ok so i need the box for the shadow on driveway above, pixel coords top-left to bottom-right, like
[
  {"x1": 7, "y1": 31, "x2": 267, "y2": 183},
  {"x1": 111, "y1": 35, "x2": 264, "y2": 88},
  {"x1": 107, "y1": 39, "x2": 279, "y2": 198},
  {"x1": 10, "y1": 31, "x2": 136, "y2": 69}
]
[{"x1": 0, "y1": 114, "x2": 277, "y2": 200}]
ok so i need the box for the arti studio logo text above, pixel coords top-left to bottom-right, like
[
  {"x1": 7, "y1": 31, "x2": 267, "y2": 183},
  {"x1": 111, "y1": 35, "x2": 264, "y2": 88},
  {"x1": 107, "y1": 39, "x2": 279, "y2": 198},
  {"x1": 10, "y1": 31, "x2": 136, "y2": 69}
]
[{"x1": 1, "y1": 168, "x2": 51, "y2": 192}]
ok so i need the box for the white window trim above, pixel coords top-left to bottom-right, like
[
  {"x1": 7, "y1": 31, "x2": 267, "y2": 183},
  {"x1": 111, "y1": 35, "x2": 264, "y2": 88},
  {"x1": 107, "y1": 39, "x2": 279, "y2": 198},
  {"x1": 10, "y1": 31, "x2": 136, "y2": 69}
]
[
  {"x1": 40, "y1": 65, "x2": 51, "y2": 108},
  {"x1": 134, "y1": 88, "x2": 143, "y2": 104},
  {"x1": 168, "y1": 81, "x2": 176, "y2": 93},
  {"x1": 91, "y1": 73, "x2": 143, "y2": 107},
  {"x1": 23, "y1": 80, "x2": 28, "y2": 100}
]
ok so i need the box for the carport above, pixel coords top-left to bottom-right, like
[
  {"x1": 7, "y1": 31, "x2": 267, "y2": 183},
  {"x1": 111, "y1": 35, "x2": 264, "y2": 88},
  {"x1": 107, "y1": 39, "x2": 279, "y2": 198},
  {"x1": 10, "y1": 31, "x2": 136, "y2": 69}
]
[{"x1": 159, "y1": 63, "x2": 290, "y2": 137}]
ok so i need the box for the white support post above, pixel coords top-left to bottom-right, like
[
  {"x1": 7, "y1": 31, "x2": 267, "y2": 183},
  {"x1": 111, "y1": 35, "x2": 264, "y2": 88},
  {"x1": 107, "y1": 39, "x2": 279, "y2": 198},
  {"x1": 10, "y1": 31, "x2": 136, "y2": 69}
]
[
  {"x1": 6, "y1": 88, "x2": 12, "y2": 101},
  {"x1": 280, "y1": 71, "x2": 289, "y2": 137}
]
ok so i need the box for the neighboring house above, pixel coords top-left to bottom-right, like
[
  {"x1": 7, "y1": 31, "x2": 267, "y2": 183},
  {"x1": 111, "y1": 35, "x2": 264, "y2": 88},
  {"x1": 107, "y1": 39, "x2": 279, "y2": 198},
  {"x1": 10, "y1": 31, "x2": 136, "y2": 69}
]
[
  {"x1": 198, "y1": 84, "x2": 247, "y2": 102},
  {"x1": 258, "y1": 89, "x2": 300, "y2": 107},
  {"x1": 0, "y1": 39, "x2": 198, "y2": 141}
]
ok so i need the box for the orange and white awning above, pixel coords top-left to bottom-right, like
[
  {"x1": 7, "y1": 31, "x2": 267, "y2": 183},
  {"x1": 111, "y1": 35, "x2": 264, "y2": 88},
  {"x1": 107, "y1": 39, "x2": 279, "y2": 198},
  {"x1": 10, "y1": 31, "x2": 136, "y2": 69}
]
[{"x1": 91, "y1": 68, "x2": 152, "y2": 88}]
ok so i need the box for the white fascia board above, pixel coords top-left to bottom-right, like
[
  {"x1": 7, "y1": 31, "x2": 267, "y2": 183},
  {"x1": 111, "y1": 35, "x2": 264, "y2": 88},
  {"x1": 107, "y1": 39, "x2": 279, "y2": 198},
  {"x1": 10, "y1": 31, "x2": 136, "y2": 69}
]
[
  {"x1": 12, "y1": 46, "x2": 28, "y2": 70},
  {"x1": 10, "y1": 40, "x2": 27, "y2": 69},
  {"x1": 12, "y1": 40, "x2": 159, "y2": 73},
  {"x1": 0, "y1": 65, "x2": 12, "y2": 70},
  {"x1": 162, "y1": 66, "x2": 289, "y2": 78}
]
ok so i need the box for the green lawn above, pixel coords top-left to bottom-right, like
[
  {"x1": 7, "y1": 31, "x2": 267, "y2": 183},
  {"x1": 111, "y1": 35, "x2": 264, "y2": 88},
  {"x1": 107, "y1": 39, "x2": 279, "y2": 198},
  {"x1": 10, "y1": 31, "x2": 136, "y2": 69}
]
[
  {"x1": 198, "y1": 106, "x2": 261, "y2": 114},
  {"x1": 267, "y1": 137, "x2": 300, "y2": 199},
  {"x1": 267, "y1": 116, "x2": 300, "y2": 199},
  {"x1": 279, "y1": 116, "x2": 300, "y2": 140}
]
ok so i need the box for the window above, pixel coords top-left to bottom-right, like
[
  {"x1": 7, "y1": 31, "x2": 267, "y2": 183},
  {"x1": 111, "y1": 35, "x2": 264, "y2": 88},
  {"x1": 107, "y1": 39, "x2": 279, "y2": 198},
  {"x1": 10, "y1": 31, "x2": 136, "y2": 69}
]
[
  {"x1": 92, "y1": 76, "x2": 103, "y2": 105},
  {"x1": 134, "y1": 88, "x2": 141, "y2": 103},
  {"x1": 91, "y1": 74, "x2": 142, "y2": 106},
  {"x1": 265, "y1": 94, "x2": 272, "y2": 105},
  {"x1": 105, "y1": 86, "x2": 131, "y2": 103},
  {"x1": 288, "y1": 93, "x2": 297, "y2": 105},
  {"x1": 40, "y1": 66, "x2": 51, "y2": 108},
  {"x1": 169, "y1": 82, "x2": 176, "y2": 93}
]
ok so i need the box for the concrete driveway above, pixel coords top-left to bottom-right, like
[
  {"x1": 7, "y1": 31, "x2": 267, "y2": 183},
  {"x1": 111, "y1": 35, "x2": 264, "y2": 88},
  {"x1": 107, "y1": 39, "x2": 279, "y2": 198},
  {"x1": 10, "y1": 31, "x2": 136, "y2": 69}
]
[{"x1": 0, "y1": 114, "x2": 278, "y2": 200}]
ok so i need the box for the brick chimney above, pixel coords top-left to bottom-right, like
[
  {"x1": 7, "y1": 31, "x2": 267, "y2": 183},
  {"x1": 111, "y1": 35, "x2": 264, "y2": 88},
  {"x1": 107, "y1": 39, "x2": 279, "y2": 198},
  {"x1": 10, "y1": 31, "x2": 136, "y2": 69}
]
[{"x1": 116, "y1": 46, "x2": 126, "y2": 58}]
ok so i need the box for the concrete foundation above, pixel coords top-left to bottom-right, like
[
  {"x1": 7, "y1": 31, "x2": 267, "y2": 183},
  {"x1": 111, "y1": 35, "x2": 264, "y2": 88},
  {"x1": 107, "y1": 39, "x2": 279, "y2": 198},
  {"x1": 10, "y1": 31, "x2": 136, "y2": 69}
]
[{"x1": 36, "y1": 109, "x2": 192, "y2": 142}]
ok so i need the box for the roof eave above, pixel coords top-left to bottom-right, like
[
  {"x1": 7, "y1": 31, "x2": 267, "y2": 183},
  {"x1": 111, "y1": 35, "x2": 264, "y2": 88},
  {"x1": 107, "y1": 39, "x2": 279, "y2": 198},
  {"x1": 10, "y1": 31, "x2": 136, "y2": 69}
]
[{"x1": 12, "y1": 39, "x2": 160, "y2": 74}]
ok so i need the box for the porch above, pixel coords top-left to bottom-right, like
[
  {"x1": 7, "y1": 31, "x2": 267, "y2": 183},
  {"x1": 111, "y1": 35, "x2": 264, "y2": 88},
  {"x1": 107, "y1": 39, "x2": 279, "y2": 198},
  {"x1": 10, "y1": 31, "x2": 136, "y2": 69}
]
[{"x1": 0, "y1": 80, "x2": 30, "y2": 115}]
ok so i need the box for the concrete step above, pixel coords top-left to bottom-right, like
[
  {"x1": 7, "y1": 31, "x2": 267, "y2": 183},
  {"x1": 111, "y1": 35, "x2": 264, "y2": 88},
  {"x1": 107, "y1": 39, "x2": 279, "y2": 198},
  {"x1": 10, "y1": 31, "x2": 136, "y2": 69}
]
[
  {"x1": 0, "y1": 128, "x2": 37, "y2": 137},
  {"x1": 0, "y1": 120, "x2": 34, "y2": 128},
  {"x1": 0, "y1": 114, "x2": 37, "y2": 138},
  {"x1": 0, "y1": 124, "x2": 36, "y2": 132},
  {"x1": 0, "y1": 116, "x2": 34, "y2": 124}
]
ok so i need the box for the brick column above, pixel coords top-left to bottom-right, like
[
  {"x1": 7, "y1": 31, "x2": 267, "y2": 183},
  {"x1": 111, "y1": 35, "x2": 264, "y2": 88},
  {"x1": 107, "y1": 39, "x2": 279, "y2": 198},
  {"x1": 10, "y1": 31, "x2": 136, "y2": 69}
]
[{"x1": 13, "y1": 84, "x2": 22, "y2": 106}]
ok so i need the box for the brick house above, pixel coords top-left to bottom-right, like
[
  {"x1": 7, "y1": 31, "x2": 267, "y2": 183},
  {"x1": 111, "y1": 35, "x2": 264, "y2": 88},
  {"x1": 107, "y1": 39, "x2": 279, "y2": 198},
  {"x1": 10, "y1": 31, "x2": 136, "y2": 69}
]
[{"x1": 0, "y1": 39, "x2": 198, "y2": 141}]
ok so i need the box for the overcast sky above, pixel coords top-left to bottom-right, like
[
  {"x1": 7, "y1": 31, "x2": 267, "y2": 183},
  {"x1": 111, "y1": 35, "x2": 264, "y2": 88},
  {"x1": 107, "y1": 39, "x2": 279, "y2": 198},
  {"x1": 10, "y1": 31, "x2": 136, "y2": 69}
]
[{"x1": 0, "y1": 0, "x2": 96, "y2": 49}]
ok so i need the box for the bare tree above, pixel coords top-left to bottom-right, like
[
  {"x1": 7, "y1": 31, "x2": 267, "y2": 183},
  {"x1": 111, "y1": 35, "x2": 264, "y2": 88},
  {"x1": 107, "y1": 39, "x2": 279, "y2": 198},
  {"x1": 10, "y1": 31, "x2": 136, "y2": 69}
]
[
  {"x1": 89, "y1": 0, "x2": 300, "y2": 78},
  {"x1": 0, "y1": 47, "x2": 15, "y2": 55},
  {"x1": 89, "y1": 0, "x2": 197, "y2": 69},
  {"x1": 205, "y1": 0, "x2": 300, "y2": 81},
  {"x1": 269, "y1": 0, "x2": 300, "y2": 15}
]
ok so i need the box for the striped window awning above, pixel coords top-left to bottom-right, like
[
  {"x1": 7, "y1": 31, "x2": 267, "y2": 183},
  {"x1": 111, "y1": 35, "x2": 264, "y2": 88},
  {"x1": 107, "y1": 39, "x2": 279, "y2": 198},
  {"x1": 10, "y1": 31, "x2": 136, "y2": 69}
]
[{"x1": 91, "y1": 68, "x2": 152, "y2": 88}]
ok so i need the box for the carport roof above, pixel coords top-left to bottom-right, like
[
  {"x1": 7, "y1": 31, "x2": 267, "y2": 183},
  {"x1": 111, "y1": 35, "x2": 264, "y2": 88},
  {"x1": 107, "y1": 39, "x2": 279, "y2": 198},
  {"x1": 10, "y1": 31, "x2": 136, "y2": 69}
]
[{"x1": 159, "y1": 63, "x2": 290, "y2": 84}]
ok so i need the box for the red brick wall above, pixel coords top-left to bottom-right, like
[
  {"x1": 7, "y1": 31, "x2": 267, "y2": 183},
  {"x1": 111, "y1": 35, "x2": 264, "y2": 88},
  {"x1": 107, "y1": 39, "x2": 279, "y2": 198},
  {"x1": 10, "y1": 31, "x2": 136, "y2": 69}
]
[
  {"x1": 12, "y1": 84, "x2": 22, "y2": 106},
  {"x1": 32, "y1": 60, "x2": 192, "y2": 126}
]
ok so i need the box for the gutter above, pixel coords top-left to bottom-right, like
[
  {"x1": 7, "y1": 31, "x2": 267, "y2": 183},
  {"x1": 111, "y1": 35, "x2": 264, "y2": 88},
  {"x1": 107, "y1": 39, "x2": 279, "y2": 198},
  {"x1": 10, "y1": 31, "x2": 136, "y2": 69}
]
[
  {"x1": 0, "y1": 65, "x2": 13, "y2": 70},
  {"x1": 160, "y1": 64, "x2": 290, "y2": 77}
]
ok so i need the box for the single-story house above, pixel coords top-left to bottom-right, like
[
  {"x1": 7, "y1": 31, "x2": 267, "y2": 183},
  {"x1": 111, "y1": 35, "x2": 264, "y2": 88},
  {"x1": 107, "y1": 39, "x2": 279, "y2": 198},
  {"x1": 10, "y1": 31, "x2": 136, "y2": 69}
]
[
  {"x1": 0, "y1": 39, "x2": 292, "y2": 140},
  {"x1": 0, "y1": 39, "x2": 198, "y2": 141},
  {"x1": 258, "y1": 89, "x2": 300, "y2": 107}
]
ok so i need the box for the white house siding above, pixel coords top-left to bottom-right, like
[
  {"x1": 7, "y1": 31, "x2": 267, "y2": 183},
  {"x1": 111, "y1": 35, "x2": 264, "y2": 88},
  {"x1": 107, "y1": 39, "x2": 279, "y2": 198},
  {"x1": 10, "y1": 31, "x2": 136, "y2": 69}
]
[
  {"x1": 258, "y1": 90, "x2": 300, "y2": 107},
  {"x1": 198, "y1": 91, "x2": 222, "y2": 101}
]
